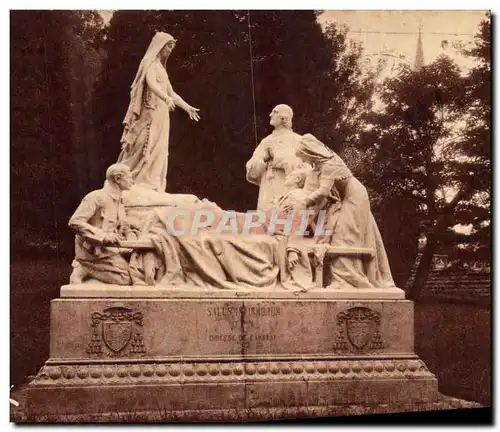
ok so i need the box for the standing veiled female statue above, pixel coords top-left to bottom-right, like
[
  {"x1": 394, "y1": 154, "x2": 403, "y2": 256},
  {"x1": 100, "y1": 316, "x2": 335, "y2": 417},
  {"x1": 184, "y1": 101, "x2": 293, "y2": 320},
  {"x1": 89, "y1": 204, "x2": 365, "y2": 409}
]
[{"x1": 118, "y1": 32, "x2": 200, "y2": 192}]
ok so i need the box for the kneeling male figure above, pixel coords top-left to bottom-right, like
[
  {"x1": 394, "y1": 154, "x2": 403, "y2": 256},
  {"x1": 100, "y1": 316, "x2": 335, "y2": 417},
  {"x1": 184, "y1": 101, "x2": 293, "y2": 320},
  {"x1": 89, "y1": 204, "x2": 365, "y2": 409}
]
[{"x1": 68, "y1": 163, "x2": 135, "y2": 285}]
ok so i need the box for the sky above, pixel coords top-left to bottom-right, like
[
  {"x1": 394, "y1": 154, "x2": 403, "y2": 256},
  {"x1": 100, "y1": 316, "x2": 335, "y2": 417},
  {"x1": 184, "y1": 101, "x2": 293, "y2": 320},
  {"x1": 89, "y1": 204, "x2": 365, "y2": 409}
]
[
  {"x1": 98, "y1": 9, "x2": 113, "y2": 23},
  {"x1": 318, "y1": 10, "x2": 488, "y2": 75}
]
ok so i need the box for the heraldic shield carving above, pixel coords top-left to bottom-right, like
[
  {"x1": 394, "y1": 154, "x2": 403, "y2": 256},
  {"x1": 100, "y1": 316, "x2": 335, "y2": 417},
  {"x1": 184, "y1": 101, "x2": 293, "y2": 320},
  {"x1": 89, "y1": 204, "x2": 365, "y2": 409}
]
[
  {"x1": 87, "y1": 307, "x2": 146, "y2": 357},
  {"x1": 335, "y1": 307, "x2": 384, "y2": 352}
]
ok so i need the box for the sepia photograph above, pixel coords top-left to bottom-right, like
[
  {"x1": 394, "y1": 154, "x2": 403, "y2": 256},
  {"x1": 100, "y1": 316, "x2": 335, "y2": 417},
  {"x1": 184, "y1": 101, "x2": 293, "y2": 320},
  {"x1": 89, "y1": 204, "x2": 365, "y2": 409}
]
[{"x1": 9, "y1": 9, "x2": 491, "y2": 423}]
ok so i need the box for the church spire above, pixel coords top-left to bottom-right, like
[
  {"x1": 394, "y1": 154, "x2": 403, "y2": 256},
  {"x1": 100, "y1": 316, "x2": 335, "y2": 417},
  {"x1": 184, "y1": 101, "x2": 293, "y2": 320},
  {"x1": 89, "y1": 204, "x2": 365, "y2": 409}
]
[{"x1": 414, "y1": 23, "x2": 424, "y2": 71}]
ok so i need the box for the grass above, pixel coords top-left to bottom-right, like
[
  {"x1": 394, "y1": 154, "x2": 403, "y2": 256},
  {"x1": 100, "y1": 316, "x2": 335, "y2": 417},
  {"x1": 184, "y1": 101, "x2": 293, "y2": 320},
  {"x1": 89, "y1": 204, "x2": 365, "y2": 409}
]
[
  {"x1": 414, "y1": 299, "x2": 491, "y2": 405},
  {"x1": 10, "y1": 256, "x2": 71, "y2": 386},
  {"x1": 10, "y1": 257, "x2": 491, "y2": 407}
]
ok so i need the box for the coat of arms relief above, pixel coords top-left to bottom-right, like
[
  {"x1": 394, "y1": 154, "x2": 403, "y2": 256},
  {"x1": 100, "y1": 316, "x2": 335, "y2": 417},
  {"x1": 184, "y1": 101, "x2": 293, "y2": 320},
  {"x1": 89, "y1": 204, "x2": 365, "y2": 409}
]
[
  {"x1": 335, "y1": 307, "x2": 384, "y2": 352},
  {"x1": 87, "y1": 307, "x2": 146, "y2": 356}
]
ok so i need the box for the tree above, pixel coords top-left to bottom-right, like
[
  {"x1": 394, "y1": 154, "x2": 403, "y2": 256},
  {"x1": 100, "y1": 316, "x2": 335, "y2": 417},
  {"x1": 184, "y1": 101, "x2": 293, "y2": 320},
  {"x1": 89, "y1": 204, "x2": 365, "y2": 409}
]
[
  {"x1": 451, "y1": 16, "x2": 491, "y2": 263},
  {"x1": 92, "y1": 11, "x2": 376, "y2": 210},
  {"x1": 11, "y1": 11, "x2": 105, "y2": 256},
  {"x1": 359, "y1": 16, "x2": 491, "y2": 295}
]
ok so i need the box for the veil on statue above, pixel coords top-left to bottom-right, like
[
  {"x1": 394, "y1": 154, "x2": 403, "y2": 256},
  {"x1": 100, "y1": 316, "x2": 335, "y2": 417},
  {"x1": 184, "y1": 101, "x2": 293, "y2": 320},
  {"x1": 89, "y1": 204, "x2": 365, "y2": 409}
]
[{"x1": 121, "y1": 32, "x2": 176, "y2": 148}]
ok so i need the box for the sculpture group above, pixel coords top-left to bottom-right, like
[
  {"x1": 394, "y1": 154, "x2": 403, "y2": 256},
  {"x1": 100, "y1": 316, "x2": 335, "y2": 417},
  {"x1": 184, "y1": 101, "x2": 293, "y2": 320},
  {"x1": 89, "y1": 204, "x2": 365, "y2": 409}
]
[
  {"x1": 69, "y1": 31, "x2": 395, "y2": 292},
  {"x1": 26, "y1": 30, "x2": 441, "y2": 422}
]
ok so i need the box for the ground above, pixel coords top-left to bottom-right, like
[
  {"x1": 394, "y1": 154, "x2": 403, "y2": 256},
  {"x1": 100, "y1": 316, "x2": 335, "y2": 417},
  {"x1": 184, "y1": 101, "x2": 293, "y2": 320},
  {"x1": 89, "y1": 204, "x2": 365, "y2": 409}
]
[
  {"x1": 10, "y1": 257, "x2": 491, "y2": 420},
  {"x1": 9, "y1": 392, "x2": 486, "y2": 423}
]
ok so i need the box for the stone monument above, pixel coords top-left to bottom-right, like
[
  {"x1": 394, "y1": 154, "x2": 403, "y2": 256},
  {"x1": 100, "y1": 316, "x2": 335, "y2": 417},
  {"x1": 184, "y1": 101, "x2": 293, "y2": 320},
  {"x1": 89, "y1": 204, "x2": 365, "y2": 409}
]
[{"x1": 24, "y1": 31, "x2": 439, "y2": 421}]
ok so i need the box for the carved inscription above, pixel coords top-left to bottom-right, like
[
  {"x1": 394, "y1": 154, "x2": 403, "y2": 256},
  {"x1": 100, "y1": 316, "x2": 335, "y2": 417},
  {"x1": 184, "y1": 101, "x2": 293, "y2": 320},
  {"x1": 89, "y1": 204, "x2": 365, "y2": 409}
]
[{"x1": 207, "y1": 306, "x2": 281, "y2": 343}]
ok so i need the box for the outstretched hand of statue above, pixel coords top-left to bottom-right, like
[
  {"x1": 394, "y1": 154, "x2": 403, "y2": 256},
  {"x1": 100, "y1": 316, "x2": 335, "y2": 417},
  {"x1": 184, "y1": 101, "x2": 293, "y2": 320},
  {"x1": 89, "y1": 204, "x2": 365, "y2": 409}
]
[{"x1": 186, "y1": 106, "x2": 201, "y2": 122}]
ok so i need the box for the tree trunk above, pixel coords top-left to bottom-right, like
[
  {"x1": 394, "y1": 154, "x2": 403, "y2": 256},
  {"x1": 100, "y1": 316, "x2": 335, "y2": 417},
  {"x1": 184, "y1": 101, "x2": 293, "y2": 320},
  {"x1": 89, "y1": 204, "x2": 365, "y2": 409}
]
[
  {"x1": 409, "y1": 186, "x2": 470, "y2": 300},
  {"x1": 409, "y1": 233, "x2": 437, "y2": 301}
]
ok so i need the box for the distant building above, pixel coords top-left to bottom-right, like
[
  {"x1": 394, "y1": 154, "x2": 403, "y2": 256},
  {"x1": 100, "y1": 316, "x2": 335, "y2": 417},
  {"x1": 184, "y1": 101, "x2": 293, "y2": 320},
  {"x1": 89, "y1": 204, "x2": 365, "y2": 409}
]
[
  {"x1": 414, "y1": 25, "x2": 425, "y2": 71},
  {"x1": 406, "y1": 249, "x2": 490, "y2": 300}
]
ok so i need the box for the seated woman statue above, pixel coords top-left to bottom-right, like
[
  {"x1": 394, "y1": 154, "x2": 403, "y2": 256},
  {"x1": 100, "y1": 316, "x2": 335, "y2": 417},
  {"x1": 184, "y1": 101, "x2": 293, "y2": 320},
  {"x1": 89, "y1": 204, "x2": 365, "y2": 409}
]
[{"x1": 294, "y1": 134, "x2": 396, "y2": 289}]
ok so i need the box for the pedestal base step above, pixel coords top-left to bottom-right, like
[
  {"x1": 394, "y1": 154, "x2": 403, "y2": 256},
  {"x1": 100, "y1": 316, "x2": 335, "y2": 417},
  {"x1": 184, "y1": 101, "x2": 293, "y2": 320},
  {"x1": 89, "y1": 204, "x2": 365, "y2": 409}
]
[{"x1": 26, "y1": 358, "x2": 438, "y2": 416}]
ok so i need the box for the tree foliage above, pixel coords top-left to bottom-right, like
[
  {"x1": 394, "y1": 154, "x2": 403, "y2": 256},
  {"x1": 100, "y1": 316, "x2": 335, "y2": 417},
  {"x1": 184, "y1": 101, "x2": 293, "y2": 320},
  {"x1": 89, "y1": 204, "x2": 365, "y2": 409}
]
[
  {"x1": 11, "y1": 11, "x2": 105, "y2": 255},
  {"x1": 454, "y1": 17, "x2": 491, "y2": 262},
  {"x1": 359, "y1": 16, "x2": 491, "y2": 293}
]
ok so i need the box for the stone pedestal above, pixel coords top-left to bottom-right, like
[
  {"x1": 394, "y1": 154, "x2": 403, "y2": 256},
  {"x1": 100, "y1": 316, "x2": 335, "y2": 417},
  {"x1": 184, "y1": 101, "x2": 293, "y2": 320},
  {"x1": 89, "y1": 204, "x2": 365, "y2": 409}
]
[{"x1": 25, "y1": 286, "x2": 438, "y2": 418}]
